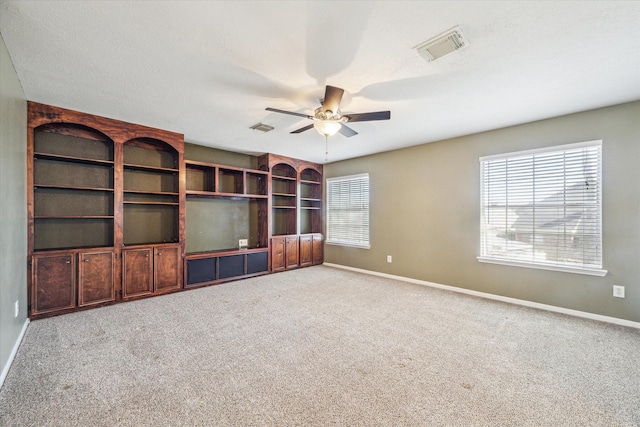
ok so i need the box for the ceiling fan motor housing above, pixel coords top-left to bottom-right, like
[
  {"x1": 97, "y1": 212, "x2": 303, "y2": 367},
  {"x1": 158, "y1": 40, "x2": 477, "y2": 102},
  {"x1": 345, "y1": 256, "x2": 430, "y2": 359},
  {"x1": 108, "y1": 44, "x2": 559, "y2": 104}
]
[{"x1": 315, "y1": 107, "x2": 343, "y2": 121}]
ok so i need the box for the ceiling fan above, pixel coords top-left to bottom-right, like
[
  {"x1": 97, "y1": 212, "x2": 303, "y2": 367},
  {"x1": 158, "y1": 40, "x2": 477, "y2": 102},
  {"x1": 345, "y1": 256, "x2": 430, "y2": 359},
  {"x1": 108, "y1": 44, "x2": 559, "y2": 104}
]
[{"x1": 266, "y1": 85, "x2": 390, "y2": 138}]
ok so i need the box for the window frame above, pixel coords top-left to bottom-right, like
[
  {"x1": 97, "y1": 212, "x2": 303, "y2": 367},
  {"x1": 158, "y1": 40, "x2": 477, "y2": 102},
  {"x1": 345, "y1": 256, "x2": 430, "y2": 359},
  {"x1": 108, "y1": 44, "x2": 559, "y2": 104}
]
[
  {"x1": 325, "y1": 173, "x2": 371, "y2": 249},
  {"x1": 478, "y1": 140, "x2": 607, "y2": 276}
]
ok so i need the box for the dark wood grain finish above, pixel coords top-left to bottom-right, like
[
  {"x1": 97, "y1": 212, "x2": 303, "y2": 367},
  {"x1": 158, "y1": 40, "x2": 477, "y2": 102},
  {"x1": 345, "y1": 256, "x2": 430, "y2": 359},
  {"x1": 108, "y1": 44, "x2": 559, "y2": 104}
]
[
  {"x1": 154, "y1": 245, "x2": 181, "y2": 292},
  {"x1": 271, "y1": 237, "x2": 285, "y2": 271},
  {"x1": 122, "y1": 248, "x2": 153, "y2": 298},
  {"x1": 285, "y1": 236, "x2": 299, "y2": 269},
  {"x1": 312, "y1": 233, "x2": 324, "y2": 265},
  {"x1": 258, "y1": 153, "x2": 323, "y2": 272},
  {"x1": 28, "y1": 102, "x2": 184, "y2": 152},
  {"x1": 32, "y1": 253, "x2": 75, "y2": 315},
  {"x1": 299, "y1": 235, "x2": 313, "y2": 267},
  {"x1": 27, "y1": 102, "x2": 185, "y2": 318},
  {"x1": 258, "y1": 153, "x2": 323, "y2": 177},
  {"x1": 78, "y1": 250, "x2": 115, "y2": 306}
]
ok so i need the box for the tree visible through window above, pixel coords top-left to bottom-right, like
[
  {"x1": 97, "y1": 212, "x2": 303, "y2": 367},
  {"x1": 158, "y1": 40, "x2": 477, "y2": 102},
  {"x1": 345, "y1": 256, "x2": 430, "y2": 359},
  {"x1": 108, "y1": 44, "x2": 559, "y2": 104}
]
[
  {"x1": 326, "y1": 174, "x2": 370, "y2": 248},
  {"x1": 479, "y1": 140, "x2": 604, "y2": 275}
]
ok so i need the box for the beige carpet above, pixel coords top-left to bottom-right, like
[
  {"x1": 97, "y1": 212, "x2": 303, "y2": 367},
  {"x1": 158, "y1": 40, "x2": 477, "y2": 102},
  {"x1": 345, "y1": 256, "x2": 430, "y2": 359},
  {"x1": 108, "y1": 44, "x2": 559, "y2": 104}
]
[{"x1": 1, "y1": 265, "x2": 639, "y2": 426}]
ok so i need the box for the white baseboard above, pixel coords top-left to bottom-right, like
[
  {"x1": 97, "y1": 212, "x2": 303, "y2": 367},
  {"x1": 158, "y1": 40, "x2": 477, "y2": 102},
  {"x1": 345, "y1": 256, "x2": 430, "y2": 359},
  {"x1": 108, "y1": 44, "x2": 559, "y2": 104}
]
[
  {"x1": 323, "y1": 263, "x2": 640, "y2": 330},
  {"x1": 0, "y1": 318, "x2": 30, "y2": 390}
]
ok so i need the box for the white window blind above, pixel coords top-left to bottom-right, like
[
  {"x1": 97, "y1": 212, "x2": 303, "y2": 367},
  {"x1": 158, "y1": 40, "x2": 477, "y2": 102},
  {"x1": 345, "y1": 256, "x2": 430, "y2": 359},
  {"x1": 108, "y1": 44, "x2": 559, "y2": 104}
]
[
  {"x1": 326, "y1": 174, "x2": 370, "y2": 248},
  {"x1": 479, "y1": 140, "x2": 605, "y2": 275}
]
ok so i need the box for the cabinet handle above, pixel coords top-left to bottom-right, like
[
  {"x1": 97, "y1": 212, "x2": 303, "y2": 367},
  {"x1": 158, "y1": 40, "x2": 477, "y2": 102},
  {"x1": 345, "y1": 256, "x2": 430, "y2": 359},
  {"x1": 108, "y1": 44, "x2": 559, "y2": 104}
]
[
  {"x1": 65, "y1": 261, "x2": 71, "y2": 264},
  {"x1": 83, "y1": 259, "x2": 89, "y2": 262},
  {"x1": 145, "y1": 254, "x2": 150, "y2": 257}
]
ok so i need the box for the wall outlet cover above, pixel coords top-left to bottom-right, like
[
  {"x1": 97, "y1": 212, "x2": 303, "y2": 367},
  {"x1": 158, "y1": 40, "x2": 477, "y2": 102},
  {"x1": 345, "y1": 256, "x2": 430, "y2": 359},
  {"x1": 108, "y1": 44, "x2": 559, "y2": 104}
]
[
  {"x1": 238, "y1": 239, "x2": 248, "y2": 248},
  {"x1": 613, "y1": 285, "x2": 625, "y2": 298}
]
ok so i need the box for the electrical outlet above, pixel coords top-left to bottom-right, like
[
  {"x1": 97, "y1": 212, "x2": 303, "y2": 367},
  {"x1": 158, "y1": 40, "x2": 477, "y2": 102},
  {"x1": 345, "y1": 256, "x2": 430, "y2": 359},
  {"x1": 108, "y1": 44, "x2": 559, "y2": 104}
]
[
  {"x1": 238, "y1": 239, "x2": 248, "y2": 248},
  {"x1": 14, "y1": 300, "x2": 19, "y2": 318},
  {"x1": 387, "y1": 255, "x2": 392, "y2": 263},
  {"x1": 613, "y1": 285, "x2": 625, "y2": 298}
]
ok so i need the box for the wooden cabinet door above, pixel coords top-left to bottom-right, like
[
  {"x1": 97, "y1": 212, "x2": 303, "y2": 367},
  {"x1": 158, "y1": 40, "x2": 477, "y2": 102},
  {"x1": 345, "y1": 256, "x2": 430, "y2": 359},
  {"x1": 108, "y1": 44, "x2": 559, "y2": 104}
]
[
  {"x1": 123, "y1": 248, "x2": 153, "y2": 298},
  {"x1": 32, "y1": 253, "x2": 76, "y2": 315},
  {"x1": 78, "y1": 250, "x2": 115, "y2": 307},
  {"x1": 271, "y1": 237, "x2": 285, "y2": 271},
  {"x1": 154, "y1": 245, "x2": 181, "y2": 292},
  {"x1": 312, "y1": 234, "x2": 324, "y2": 265},
  {"x1": 299, "y1": 235, "x2": 313, "y2": 267},
  {"x1": 285, "y1": 236, "x2": 299, "y2": 269}
]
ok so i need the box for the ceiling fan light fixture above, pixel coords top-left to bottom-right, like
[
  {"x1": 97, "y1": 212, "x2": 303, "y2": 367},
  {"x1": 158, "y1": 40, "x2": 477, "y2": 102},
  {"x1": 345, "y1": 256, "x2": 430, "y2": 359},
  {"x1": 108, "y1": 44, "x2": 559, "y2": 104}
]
[{"x1": 314, "y1": 121, "x2": 342, "y2": 137}]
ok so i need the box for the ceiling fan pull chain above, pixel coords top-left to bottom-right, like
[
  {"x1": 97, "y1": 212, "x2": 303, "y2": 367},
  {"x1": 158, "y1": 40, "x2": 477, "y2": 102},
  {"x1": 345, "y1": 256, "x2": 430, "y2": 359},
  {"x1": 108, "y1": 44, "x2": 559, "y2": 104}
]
[{"x1": 325, "y1": 135, "x2": 329, "y2": 162}]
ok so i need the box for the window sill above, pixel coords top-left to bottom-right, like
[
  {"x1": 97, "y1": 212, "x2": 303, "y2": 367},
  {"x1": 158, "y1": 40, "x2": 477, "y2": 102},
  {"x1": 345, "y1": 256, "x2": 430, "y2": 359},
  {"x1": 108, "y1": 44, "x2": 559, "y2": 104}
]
[
  {"x1": 477, "y1": 256, "x2": 607, "y2": 277},
  {"x1": 326, "y1": 241, "x2": 370, "y2": 249}
]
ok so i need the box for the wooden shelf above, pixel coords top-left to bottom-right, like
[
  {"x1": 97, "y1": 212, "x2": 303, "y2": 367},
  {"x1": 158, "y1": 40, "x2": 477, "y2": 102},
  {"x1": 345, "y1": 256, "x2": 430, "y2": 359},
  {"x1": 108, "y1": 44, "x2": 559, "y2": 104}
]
[
  {"x1": 35, "y1": 215, "x2": 115, "y2": 219},
  {"x1": 186, "y1": 191, "x2": 267, "y2": 199},
  {"x1": 124, "y1": 190, "x2": 179, "y2": 196},
  {"x1": 123, "y1": 201, "x2": 179, "y2": 206},
  {"x1": 185, "y1": 246, "x2": 268, "y2": 258},
  {"x1": 123, "y1": 163, "x2": 178, "y2": 173},
  {"x1": 34, "y1": 184, "x2": 114, "y2": 192},
  {"x1": 185, "y1": 160, "x2": 268, "y2": 198},
  {"x1": 34, "y1": 152, "x2": 114, "y2": 166},
  {"x1": 272, "y1": 175, "x2": 296, "y2": 181}
]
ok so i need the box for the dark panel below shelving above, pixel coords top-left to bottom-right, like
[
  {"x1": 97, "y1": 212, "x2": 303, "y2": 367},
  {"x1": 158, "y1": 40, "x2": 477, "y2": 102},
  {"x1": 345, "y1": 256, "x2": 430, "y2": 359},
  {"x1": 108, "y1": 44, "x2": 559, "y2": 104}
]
[
  {"x1": 219, "y1": 255, "x2": 244, "y2": 279},
  {"x1": 247, "y1": 252, "x2": 268, "y2": 274},
  {"x1": 186, "y1": 257, "x2": 217, "y2": 286}
]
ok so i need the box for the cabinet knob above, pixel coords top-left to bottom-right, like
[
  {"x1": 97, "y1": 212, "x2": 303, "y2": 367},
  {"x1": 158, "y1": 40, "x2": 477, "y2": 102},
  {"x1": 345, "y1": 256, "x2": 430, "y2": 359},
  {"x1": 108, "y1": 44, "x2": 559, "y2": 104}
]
[
  {"x1": 157, "y1": 252, "x2": 161, "y2": 256},
  {"x1": 145, "y1": 254, "x2": 150, "y2": 257}
]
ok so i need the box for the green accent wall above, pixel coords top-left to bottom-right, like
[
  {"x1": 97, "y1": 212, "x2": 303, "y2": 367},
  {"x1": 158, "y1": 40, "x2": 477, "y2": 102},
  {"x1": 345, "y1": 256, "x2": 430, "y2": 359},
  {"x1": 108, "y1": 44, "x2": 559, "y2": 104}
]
[
  {"x1": 324, "y1": 101, "x2": 640, "y2": 323},
  {"x1": 0, "y1": 33, "x2": 28, "y2": 383}
]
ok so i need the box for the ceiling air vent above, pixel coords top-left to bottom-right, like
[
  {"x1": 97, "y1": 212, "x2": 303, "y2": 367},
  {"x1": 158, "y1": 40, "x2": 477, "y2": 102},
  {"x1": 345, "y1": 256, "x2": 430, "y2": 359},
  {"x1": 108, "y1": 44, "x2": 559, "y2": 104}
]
[
  {"x1": 250, "y1": 122, "x2": 274, "y2": 132},
  {"x1": 414, "y1": 26, "x2": 468, "y2": 62}
]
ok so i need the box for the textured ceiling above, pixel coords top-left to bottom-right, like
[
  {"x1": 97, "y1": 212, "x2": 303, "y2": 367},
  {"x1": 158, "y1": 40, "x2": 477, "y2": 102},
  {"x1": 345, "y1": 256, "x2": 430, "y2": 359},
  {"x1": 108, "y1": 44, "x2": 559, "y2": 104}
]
[{"x1": 1, "y1": 1, "x2": 639, "y2": 163}]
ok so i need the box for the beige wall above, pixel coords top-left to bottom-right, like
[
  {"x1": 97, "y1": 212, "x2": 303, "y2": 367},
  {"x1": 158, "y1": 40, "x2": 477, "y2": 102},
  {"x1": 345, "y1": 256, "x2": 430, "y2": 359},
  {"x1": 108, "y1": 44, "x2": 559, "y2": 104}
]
[
  {"x1": 325, "y1": 101, "x2": 640, "y2": 323},
  {"x1": 0, "y1": 33, "x2": 28, "y2": 384}
]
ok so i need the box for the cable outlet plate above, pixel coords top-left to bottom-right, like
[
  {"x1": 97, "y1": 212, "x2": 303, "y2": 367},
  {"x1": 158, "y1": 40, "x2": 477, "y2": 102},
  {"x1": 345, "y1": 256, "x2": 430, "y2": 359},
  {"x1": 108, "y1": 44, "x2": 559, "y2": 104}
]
[
  {"x1": 238, "y1": 239, "x2": 248, "y2": 249},
  {"x1": 613, "y1": 285, "x2": 625, "y2": 298}
]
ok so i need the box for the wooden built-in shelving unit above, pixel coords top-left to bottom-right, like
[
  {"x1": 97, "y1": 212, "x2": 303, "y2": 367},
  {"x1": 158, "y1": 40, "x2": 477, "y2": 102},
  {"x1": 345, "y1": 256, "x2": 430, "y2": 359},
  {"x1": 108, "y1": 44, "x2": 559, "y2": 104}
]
[{"x1": 27, "y1": 103, "x2": 324, "y2": 319}]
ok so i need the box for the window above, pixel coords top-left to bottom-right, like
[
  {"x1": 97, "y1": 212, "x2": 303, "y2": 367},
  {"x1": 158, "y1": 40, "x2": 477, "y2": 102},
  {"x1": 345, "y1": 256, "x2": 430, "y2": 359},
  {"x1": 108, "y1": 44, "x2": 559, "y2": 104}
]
[
  {"x1": 326, "y1": 173, "x2": 370, "y2": 248},
  {"x1": 479, "y1": 140, "x2": 606, "y2": 276}
]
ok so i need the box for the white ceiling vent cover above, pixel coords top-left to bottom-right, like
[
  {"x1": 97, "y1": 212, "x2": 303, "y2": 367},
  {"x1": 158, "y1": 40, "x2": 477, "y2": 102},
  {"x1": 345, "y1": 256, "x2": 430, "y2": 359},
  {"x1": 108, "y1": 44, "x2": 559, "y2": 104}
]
[
  {"x1": 414, "y1": 26, "x2": 468, "y2": 62},
  {"x1": 250, "y1": 122, "x2": 275, "y2": 132}
]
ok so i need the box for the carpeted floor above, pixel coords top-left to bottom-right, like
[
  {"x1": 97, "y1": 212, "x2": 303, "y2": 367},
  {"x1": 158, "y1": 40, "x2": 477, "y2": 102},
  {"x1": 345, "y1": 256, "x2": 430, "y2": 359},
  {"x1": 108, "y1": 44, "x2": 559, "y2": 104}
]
[{"x1": 1, "y1": 265, "x2": 639, "y2": 426}]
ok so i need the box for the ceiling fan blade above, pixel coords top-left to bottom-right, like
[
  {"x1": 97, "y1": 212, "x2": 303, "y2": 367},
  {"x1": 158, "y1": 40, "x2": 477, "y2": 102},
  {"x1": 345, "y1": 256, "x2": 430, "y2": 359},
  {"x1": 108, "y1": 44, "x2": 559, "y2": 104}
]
[
  {"x1": 322, "y1": 85, "x2": 344, "y2": 114},
  {"x1": 344, "y1": 111, "x2": 391, "y2": 122},
  {"x1": 265, "y1": 107, "x2": 311, "y2": 119},
  {"x1": 290, "y1": 123, "x2": 315, "y2": 134},
  {"x1": 338, "y1": 124, "x2": 358, "y2": 138}
]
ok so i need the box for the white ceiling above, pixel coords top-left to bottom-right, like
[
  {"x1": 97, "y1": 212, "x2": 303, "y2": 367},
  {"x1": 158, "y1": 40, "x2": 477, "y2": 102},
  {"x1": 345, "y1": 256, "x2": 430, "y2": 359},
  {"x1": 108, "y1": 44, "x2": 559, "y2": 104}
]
[{"x1": 1, "y1": 1, "x2": 639, "y2": 164}]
